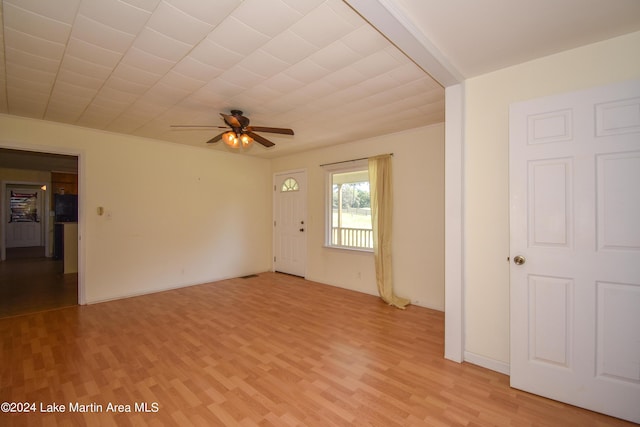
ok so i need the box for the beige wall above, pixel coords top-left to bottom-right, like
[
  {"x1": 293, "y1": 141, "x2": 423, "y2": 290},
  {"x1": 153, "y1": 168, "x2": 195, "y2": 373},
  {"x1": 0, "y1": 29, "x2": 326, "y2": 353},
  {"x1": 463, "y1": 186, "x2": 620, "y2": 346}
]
[
  {"x1": 464, "y1": 31, "x2": 640, "y2": 366},
  {"x1": 0, "y1": 168, "x2": 50, "y2": 183},
  {"x1": 0, "y1": 115, "x2": 273, "y2": 303},
  {"x1": 272, "y1": 124, "x2": 445, "y2": 310}
]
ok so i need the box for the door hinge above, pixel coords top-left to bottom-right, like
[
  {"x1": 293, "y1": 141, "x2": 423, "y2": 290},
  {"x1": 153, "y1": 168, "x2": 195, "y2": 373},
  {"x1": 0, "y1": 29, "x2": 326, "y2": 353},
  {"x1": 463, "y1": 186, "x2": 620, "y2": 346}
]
[
  {"x1": 274, "y1": 256, "x2": 276, "y2": 262},
  {"x1": 274, "y1": 185, "x2": 276, "y2": 191},
  {"x1": 274, "y1": 220, "x2": 276, "y2": 227}
]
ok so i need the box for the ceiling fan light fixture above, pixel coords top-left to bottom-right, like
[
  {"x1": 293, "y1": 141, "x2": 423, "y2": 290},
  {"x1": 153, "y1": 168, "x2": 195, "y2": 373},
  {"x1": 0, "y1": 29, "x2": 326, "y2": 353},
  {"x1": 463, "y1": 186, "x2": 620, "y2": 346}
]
[
  {"x1": 223, "y1": 131, "x2": 253, "y2": 150},
  {"x1": 240, "y1": 133, "x2": 253, "y2": 148},
  {"x1": 222, "y1": 131, "x2": 239, "y2": 148}
]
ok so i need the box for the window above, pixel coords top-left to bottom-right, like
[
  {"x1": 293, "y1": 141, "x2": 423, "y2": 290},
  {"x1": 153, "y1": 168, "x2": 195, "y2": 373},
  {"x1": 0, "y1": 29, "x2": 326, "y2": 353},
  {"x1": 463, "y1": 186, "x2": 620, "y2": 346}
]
[
  {"x1": 281, "y1": 177, "x2": 299, "y2": 192},
  {"x1": 325, "y1": 161, "x2": 373, "y2": 250}
]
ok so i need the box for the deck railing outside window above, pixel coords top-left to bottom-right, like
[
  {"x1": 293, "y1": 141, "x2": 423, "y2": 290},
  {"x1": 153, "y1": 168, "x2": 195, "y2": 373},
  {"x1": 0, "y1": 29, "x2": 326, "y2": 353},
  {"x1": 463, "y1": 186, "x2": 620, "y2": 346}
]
[{"x1": 331, "y1": 227, "x2": 373, "y2": 249}]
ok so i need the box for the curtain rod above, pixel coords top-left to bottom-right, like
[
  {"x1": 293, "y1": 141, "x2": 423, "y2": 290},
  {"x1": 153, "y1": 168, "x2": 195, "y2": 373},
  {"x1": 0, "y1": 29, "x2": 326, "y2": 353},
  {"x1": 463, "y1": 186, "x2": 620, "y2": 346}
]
[{"x1": 320, "y1": 153, "x2": 393, "y2": 167}]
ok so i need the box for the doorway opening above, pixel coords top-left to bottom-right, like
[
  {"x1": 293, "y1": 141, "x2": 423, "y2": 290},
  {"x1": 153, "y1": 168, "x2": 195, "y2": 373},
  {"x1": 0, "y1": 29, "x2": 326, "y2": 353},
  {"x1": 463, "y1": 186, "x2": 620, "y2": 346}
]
[{"x1": 0, "y1": 148, "x2": 79, "y2": 318}]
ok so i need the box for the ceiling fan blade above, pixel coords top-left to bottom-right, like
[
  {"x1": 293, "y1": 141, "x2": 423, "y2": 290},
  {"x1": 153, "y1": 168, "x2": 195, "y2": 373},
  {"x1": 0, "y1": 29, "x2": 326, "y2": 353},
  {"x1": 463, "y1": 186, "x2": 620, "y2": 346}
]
[
  {"x1": 206, "y1": 133, "x2": 225, "y2": 144},
  {"x1": 246, "y1": 131, "x2": 274, "y2": 147},
  {"x1": 220, "y1": 113, "x2": 242, "y2": 128},
  {"x1": 247, "y1": 126, "x2": 294, "y2": 135},
  {"x1": 170, "y1": 125, "x2": 228, "y2": 129}
]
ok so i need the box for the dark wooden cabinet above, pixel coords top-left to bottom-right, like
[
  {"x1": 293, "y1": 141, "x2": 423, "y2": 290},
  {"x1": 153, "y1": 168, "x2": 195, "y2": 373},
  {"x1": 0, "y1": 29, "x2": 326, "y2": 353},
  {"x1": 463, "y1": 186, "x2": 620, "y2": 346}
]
[{"x1": 51, "y1": 172, "x2": 78, "y2": 196}]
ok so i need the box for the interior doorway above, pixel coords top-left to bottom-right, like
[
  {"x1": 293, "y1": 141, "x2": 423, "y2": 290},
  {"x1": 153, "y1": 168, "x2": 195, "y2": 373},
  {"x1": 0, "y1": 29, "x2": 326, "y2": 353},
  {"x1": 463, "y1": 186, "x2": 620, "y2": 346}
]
[{"x1": 0, "y1": 148, "x2": 79, "y2": 318}]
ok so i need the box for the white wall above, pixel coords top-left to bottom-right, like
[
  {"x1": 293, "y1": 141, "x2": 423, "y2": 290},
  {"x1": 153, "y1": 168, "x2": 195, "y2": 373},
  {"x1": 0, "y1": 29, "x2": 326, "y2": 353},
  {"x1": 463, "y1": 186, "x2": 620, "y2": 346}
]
[
  {"x1": 271, "y1": 124, "x2": 445, "y2": 310},
  {"x1": 463, "y1": 31, "x2": 640, "y2": 368},
  {"x1": 0, "y1": 115, "x2": 273, "y2": 303}
]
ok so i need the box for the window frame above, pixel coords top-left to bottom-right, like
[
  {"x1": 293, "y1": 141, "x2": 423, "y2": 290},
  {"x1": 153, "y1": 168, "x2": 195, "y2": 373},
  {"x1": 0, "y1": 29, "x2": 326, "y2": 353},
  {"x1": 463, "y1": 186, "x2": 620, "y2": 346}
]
[{"x1": 324, "y1": 160, "x2": 373, "y2": 252}]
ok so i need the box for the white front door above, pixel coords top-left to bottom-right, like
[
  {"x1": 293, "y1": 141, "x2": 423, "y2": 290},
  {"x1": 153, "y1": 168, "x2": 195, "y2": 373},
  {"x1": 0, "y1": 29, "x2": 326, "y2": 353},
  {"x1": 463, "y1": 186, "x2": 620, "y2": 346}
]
[
  {"x1": 509, "y1": 80, "x2": 640, "y2": 423},
  {"x1": 6, "y1": 188, "x2": 43, "y2": 248},
  {"x1": 274, "y1": 171, "x2": 307, "y2": 277}
]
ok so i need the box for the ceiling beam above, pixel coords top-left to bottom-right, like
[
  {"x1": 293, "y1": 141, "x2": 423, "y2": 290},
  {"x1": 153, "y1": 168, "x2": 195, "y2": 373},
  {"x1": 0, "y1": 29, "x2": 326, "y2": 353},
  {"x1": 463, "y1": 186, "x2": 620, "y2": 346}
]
[{"x1": 344, "y1": 0, "x2": 464, "y2": 87}]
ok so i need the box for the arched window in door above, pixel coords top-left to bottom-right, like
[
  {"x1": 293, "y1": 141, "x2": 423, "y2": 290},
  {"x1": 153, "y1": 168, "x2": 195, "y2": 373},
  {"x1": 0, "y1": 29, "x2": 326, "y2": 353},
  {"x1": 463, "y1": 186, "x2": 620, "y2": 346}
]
[{"x1": 281, "y1": 177, "x2": 299, "y2": 192}]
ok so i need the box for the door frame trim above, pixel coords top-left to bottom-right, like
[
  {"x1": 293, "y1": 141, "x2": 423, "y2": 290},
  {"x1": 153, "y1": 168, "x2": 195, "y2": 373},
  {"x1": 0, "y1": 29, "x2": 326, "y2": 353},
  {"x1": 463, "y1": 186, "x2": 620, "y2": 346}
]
[{"x1": 272, "y1": 169, "x2": 307, "y2": 277}]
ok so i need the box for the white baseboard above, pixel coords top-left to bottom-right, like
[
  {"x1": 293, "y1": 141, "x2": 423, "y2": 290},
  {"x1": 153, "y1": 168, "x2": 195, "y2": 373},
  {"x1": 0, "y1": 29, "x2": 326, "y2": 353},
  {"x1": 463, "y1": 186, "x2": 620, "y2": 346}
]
[{"x1": 464, "y1": 351, "x2": 510, "y2": 376}]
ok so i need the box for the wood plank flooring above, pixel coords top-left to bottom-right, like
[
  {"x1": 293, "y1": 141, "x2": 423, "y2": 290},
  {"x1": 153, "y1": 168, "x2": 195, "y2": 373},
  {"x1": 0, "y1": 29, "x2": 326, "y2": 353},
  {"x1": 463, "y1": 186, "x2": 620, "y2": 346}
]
[
  {"x1": 0, "y1": 272, "x2": 634, "y2": 426},
  {"x1": 0, "y1": 248, "x2": 78, "y2": 318}
]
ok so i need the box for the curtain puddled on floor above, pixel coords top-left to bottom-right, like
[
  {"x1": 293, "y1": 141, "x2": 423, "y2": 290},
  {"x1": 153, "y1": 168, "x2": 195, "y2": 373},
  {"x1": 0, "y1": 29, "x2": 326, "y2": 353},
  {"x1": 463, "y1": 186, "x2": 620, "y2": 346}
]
[{"x1": 368, "y1": 154, "x2": 411, "y2": 309}]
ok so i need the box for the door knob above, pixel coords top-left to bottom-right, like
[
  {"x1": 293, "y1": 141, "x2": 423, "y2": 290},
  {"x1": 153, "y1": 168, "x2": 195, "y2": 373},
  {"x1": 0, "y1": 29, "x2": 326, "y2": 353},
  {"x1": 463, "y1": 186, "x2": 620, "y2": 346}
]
[
  {"x1": 513, "y1": 255, "x2": 526, "y2": 265},
  {"x1": 299, "y1": 228, "x2": 305, "y2": 232}
]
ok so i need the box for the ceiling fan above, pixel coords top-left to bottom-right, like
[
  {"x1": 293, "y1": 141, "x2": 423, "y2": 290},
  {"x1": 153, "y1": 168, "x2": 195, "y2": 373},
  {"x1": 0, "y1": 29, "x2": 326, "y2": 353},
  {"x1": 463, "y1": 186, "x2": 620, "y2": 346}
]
[{"x1": 171, "y1": 110, "x2": 294, "y2": 149}]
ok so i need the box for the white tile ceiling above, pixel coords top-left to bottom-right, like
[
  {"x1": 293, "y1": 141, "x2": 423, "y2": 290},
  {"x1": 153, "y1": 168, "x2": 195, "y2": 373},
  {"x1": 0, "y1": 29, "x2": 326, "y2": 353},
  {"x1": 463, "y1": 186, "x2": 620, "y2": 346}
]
[
  {"x1": 2, "y1": 0, "x2": 638, "y2": 159},
  {"x1": 0, "y1": 0, "x2": 445, "y2": 158}
]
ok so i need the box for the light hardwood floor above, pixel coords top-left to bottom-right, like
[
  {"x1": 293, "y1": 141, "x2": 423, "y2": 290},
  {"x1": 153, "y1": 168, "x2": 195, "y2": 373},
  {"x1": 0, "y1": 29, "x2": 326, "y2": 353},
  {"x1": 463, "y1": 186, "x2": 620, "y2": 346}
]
[{"x1": 0, "y1": 272, "x2": 634, "y2": 426}]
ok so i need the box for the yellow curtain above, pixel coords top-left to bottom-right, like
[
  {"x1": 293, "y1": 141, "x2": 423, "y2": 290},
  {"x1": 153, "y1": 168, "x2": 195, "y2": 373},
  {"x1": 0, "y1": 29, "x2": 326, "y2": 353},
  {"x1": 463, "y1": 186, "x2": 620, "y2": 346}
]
[{"x1": 368, "y1": 154, "x2": 411, "y2": 309}]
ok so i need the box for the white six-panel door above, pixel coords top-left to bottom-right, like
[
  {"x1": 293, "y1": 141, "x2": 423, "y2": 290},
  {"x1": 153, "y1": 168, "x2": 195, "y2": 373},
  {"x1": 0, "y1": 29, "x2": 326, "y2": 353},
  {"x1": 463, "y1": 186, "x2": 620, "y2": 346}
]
[{"x1": 509, "y1": 80, "x2": 640, "y2": 423}]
